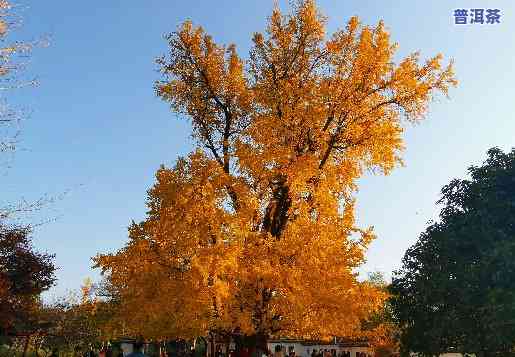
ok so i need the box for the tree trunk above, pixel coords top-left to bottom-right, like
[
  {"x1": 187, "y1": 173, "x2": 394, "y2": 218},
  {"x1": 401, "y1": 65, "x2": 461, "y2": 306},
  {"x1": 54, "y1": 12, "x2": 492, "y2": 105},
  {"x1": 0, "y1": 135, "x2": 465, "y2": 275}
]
[
  {"x1": 22, "y1": 335, "x2": 30, "y2": 357},
  {"x1": 256, "y1": 333, "x2": 268, "y2": 356},
  {"x1": 241, "y1": 333, "x2": 268, "y2": 357},
  {"x1": 225, "y1": 340, "x2": 230, "y2": 356},
  {"x1": 262, "y1": 175, "x2": 290, "y2": 238},
  {"x1": 210, "y1": 332, "x2": 215, "y2": 357}
]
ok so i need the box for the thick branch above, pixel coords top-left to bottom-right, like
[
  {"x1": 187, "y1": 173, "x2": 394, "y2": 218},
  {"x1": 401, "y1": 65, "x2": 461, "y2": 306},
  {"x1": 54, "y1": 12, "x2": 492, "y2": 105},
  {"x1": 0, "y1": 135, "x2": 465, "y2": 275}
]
[
  {"x1": 261, "y1": 176, "x2": 290, "y2": 238},
  {"x1": 179, "y1": 39, "x2": 241, "y2": 209}
]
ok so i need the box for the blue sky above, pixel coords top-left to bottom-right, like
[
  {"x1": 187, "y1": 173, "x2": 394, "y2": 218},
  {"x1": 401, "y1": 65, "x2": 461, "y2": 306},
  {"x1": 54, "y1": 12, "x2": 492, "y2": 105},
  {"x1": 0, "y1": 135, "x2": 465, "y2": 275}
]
[{"x1": 2, "y1": 1, "x2": 514, "y2": 298}]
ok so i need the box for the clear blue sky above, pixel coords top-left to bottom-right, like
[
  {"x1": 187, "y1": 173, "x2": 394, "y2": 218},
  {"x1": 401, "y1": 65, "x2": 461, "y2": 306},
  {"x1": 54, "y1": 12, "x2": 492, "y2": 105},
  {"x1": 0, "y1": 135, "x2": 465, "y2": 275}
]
[{"x1": 2, "y1": 1, "x2": 514, "y2": 299}]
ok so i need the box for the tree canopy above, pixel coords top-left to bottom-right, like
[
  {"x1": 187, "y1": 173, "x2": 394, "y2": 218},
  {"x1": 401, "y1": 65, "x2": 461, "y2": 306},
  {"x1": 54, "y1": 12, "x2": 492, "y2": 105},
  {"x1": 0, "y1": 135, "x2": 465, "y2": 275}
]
[
  {"x1": 390, "y1": 147, "x2": 515, "y2": 357},
  {"x1": 96, "y1": 0, "x2": 455, "y2": 346},
  {"x1": 0, "y1": 225, "x2": 56, "y2": 335}
]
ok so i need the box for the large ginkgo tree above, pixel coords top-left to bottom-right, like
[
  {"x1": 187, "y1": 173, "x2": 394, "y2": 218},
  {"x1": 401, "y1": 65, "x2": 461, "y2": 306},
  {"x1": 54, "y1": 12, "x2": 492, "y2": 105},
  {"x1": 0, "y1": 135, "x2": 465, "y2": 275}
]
[{"x1": 96, "y1": 0, "x2": 456, "y2": 349}]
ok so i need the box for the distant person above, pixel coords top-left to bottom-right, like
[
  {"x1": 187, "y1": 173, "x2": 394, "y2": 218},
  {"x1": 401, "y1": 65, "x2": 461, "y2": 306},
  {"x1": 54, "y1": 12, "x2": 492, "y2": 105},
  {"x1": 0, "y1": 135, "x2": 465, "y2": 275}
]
[
  {"x1": 84, "y1": 348, "x2": 95, "y2": 357},
  {"x1": 240, "y1": 347, "x2": 250, "y2": 357},
  {"x1": 127, "y1": 341, "x2": 147, "y2": 357},
  {"x1": 273, "y1": 345, "x2": 283, "y2": 357},
  {"x1": 215, "y1": 346, "x2": 224, "y2": 357}
]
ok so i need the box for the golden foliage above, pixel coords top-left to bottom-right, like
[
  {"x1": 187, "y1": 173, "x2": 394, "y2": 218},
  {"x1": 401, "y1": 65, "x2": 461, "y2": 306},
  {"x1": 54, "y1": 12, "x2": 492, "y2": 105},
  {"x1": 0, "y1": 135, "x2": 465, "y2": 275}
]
[
  {"x1": 0, "y1": 1, "x2": 34, "y2": 86},
  {"x1": 0, "y1": 0, "x2": 42, "y2": 157},
  {"x1": 95, "y1": 0, "x2": 456, "y2": 342}
]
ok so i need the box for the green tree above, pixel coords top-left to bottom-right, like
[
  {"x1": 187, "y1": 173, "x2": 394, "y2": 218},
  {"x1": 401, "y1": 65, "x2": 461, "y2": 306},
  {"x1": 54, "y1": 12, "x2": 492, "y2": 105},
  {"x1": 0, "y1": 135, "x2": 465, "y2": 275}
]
[
  {"x1": 361, "y1": 272, "x2": 398, "y2": 356},
  {"x1": 390, "y1": 147, "x2": 515, "y2": 357}
]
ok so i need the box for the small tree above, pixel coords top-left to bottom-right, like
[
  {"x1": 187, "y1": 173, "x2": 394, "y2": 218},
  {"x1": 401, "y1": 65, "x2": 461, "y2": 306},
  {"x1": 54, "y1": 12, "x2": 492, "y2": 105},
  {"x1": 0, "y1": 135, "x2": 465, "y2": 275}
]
[
  {"x1": 38, "y1": 279, "x2": 122, "y2": 355},
  {"x1": 390, "y1": 147, "x2": 515, "y2": 357},
  {"x1": 0, "y1": 225, "x2": 55, "y2": 357}
]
